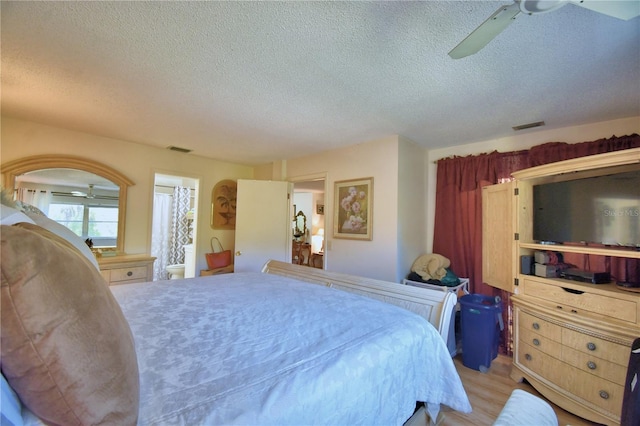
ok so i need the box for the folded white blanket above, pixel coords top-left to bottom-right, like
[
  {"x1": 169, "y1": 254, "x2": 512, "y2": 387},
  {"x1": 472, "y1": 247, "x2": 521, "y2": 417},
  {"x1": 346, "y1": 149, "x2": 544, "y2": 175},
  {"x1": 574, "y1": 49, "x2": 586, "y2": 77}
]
[{"x1": 493, "y1": 389, "x2": 558, "y2": 426}]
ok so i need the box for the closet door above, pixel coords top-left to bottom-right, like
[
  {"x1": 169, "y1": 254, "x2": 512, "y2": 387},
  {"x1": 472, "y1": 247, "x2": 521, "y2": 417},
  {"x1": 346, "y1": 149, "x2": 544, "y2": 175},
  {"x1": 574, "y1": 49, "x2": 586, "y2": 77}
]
[
  {"x1": 234, "y1": 180, "x2": 293, "y2": 272},
  {"x1": 482, "y1": 181, "x2": 516, "y2": 292}
]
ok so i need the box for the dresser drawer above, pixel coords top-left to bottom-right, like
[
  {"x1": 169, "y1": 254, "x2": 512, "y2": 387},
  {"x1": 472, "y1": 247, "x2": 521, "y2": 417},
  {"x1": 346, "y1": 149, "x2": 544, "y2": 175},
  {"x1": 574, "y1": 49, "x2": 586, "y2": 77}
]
[
  {"x1": 518, "y1": 342, "x2": 623, "y2": 417},
  {"x1": 562, "y1": 328, "x2": 629, "y2": 366},
  {"x1": 519, "y1": 328, "x2": 562, "y2": 358},
  {"x1": 560, "y1": 364, "x2": 624, "y2": 416},
  {"x1": 518, "y1": 310, "x2": 562, "y2": 342},
  {"x1": 561, "y1": 345, "x2": 626, "y2": 384},
  {"x1": 109, "y1": 266, "x2": 148, "y2": 282},
  {"x1": 516, "y1": 341, "x2": 559, "y2": 380},
  {"x1": 523, "y1": 278, "x2": 637, "y2": 324}
]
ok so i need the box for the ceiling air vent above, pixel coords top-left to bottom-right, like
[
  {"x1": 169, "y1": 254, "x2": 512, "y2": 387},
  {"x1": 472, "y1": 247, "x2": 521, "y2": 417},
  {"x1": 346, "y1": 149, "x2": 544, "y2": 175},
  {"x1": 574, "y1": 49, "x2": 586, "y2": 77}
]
[
  {"x1": 167, "y1": 146, "x2": 192, "y2": 153},
  {"x1": 512, "y1": 121, "x2": 545, "y2": 131}
]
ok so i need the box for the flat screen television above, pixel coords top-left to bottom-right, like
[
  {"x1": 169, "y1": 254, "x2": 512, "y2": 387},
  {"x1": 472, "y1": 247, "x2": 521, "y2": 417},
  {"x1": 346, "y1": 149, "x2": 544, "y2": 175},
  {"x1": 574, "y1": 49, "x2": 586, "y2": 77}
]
[{"x1": 533, "y1": 170, "x2": 640, "y2": 249}]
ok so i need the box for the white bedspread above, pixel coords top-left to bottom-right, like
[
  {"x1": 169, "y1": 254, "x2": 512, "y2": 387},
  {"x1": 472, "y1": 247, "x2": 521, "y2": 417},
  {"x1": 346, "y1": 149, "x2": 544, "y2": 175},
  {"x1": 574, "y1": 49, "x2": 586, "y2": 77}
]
[{"x1": 111, "y1": 272, "x2": 471, "y2": 425}]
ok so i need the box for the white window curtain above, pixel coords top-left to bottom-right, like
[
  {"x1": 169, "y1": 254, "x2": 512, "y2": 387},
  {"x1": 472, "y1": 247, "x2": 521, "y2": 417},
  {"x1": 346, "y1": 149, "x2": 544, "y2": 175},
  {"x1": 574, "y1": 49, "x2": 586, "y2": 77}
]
[
  {"x1": 150, "y1": 193, "x2": 172, "y2": 281},
  {"x1": 16, "y1": 188, "x2": 52, "y2": 215}
]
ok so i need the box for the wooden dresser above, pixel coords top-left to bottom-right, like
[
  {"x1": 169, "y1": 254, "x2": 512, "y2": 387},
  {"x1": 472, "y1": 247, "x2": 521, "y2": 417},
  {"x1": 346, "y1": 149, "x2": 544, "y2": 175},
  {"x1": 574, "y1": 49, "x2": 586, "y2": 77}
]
[
  {"x1": 98, "y1": 254, "x2": 155, "y2": 286},
  {"x1": 482, "y1": 148, "x2": 640, "y2": 425},
  {"x1": 512, "y1": 276, "x2": 637, "y2": 424}
]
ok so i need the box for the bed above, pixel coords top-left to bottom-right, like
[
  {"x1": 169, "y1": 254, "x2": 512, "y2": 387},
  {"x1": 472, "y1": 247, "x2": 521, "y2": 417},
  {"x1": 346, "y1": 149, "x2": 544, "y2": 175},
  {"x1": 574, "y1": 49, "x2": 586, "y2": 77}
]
[{"x1": 1, "y1": 204, "x2": 472, "y2": 425}]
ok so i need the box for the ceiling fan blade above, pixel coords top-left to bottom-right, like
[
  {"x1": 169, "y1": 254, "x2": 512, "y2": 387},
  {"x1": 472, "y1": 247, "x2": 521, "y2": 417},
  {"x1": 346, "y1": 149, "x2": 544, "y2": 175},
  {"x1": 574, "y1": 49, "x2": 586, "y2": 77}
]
[
  {"x1": 449, "y1": 2, "x2": 521, "y2": 59},
  {"x1": 568, "y1": 0, "x2": 640, "y2": 20}
]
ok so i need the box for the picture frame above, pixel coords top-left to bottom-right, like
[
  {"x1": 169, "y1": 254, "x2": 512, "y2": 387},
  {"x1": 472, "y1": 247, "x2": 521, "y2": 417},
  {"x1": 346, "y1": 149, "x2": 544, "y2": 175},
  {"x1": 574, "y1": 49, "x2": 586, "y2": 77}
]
[
  {"x1": 211, "y1": 179, "x2": 237, "y2": 230},
  {"x1": 333, "y1": 177, "x2": 373, "y2": 240},
  {"x1": 316, "y1": 204, "x2": 324, "y2": 215}
]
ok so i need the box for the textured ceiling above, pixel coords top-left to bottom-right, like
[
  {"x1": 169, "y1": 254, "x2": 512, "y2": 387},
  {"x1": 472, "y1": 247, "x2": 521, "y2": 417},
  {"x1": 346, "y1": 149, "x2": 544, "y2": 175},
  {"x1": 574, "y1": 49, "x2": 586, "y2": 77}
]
[{"x1": 1, "y1": 1, "x2": 639, "y2": 165}]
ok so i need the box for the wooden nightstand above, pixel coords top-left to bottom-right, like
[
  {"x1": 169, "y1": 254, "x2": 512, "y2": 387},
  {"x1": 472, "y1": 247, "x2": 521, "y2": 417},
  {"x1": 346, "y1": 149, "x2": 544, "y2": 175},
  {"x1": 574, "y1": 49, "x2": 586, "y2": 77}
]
[{"x1": 200, "y1": 264, "x2": 234, "y2": 276}]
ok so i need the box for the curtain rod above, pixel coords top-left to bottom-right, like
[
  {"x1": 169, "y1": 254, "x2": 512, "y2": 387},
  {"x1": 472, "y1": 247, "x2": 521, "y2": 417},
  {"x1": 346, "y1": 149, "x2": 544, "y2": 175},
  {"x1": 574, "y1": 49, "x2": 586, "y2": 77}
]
[
  {"x1": 433, "y1": 155, "x2": 454, "y2": 164},
  {"x1": 155, "y1": 184, "x2": 195, "y2": 191},
  {"x1": 15, "y1": 188, "x2": 48, "y2": 193}
]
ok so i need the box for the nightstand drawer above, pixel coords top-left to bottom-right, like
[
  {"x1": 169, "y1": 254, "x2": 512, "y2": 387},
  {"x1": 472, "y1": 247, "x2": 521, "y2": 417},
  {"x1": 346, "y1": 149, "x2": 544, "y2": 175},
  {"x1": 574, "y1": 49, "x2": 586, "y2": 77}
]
[{"x1": 110, "y1": 266, "x2": 148, "y2": 282}]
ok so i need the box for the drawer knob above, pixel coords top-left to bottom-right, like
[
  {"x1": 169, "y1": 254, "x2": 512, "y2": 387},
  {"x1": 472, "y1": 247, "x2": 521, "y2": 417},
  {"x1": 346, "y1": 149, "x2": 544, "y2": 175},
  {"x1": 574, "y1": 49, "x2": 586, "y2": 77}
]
[
  {"x1": 587, "y1": 342, "x2": 597, "y2": 351},
  {"x1": 532, "y1": 338, "x2": 540, "y2": 346},
  {"x1": 532, "y1": 322, "x2": 540, "y2": 330},
  {"x1": 127, "y1": 271, "x2": 133, "y2": 277},
  {"x1": 587, "y1": 361, "x2": 597, "y2": 370},
  {"x1": 599, "y1": 390, "x2": 609, "y2": 400},
  {"x1": 525, "y1": 353, "x2": 532, "y2": 361}
]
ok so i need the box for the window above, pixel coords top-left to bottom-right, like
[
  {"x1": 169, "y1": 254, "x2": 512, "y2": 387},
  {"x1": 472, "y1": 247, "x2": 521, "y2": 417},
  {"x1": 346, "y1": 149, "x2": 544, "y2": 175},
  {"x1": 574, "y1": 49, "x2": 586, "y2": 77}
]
[
  {"x1": 48, "y1": 203, "x2": 84, "y2": 235},
  {"x1": 48, "y1": 203, "x2": 118, "y2": 247}
]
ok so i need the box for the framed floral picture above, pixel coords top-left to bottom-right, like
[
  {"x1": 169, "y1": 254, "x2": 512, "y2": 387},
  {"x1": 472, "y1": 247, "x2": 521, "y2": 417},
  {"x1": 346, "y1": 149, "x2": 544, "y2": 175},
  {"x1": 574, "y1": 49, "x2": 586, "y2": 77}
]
[{"x1": 333, "y1": 177, "x2": 373, "y2": 240}]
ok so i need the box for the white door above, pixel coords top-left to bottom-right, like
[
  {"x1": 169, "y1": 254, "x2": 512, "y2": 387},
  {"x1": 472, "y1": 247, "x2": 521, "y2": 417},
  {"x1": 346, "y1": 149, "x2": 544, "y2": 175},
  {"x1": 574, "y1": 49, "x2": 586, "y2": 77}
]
[{"x1": 234, "y1": 179, "x2": 292, "y2": 272}]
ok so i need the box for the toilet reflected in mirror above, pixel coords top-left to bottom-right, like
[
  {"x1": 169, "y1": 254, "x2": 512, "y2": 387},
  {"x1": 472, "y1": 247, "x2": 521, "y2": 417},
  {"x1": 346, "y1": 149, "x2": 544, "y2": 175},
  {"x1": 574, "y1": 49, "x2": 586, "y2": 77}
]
[{"x1": 166, "y1": 264, "x2": 185, "y2": 280}]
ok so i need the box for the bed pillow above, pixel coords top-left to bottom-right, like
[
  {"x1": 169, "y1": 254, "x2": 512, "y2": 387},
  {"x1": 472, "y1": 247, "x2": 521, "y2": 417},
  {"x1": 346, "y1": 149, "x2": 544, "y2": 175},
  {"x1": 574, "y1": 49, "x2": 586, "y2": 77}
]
[
  {"x1": 0, "y1": 204, "x2": 35, "y2": 226},
  {"x1": 24, "y1": 211, "x2": 100, "y2": 270},
  {"x1": 0, "y1": 224, "x2": 139, "y2": 426}
]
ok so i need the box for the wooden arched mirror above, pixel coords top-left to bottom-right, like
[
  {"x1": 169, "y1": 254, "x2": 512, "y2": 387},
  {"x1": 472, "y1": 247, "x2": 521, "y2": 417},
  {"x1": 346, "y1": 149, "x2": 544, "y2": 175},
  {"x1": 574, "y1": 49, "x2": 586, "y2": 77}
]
[{"x1": 2, "y1": 155, "x2": 134, "y2": 253}]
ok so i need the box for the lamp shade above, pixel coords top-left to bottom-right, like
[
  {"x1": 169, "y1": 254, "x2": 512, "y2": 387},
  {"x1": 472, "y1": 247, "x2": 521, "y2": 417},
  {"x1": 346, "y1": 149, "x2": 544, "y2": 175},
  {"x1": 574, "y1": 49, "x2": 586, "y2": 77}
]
[{"x1": 312, "y1": 228, "x2": 324, "y2": 253}]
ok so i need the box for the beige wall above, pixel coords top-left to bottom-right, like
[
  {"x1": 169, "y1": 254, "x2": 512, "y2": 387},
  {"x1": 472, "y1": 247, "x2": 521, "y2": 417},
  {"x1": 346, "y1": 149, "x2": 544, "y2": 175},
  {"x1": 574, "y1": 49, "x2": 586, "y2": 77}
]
[
  {"x1": 4, "y1": 115, "x2": 637, "y2": 282},
  {"x1": 397, "y1": 136, "x2": 428, "y2": 280},
  {"x1": 424, "y1": 116, "x2": 640, "y2": 252},
  {"x1": 285, "y1": 135, "x2": 425, "y2": 282},
  {"x1": 1, "y1": 116, "x2": 254, "y2": 274}
]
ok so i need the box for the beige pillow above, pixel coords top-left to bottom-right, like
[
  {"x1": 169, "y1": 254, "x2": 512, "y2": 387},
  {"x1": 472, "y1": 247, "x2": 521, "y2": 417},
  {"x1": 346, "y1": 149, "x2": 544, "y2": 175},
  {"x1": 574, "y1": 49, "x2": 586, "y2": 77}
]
[
  {"x1": 25, "y1": 212, "x2": 100, "y2": 271},
  {"x1": 0, "y1": 224, "x2": 139, "y2": 425}
]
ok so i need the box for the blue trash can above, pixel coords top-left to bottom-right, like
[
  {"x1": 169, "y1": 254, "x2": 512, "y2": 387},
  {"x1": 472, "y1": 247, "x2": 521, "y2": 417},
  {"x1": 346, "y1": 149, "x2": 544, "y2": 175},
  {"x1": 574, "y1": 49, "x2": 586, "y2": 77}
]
[{"x1": 459, "y1": 294, "x2": 503, "y2": 371}]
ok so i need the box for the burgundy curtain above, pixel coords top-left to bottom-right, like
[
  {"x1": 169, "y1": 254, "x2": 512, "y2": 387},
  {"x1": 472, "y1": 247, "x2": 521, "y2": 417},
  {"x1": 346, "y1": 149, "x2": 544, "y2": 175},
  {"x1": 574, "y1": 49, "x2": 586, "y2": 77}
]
[{"x1": 432, "y1": 134, "x2": 640, "y2": 356}]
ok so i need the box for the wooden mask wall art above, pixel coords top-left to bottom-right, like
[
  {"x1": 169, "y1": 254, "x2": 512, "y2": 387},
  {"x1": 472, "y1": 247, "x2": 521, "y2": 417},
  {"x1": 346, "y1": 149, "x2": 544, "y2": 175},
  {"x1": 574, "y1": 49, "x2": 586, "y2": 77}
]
[{"x1": 211, "y1": 179, "x2": 237, "y2": 230}]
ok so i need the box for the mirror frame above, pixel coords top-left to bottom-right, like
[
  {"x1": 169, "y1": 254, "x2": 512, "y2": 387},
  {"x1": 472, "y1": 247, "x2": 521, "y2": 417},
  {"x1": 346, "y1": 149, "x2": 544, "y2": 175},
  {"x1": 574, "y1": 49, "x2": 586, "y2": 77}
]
[
  {"x1": 2, "y1": 154, "x2": 134, "y2": 253},
  {"x1": 294, "y1": 210, "x2": 307, "y2": 238}
]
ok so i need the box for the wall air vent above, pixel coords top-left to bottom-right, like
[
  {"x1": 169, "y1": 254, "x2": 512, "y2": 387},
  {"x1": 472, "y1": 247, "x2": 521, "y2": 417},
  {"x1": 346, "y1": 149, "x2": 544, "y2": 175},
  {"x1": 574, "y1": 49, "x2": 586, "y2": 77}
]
[
  {"x1": 512, "y1": 121, "x2": 545, "y2": 131},
  {"x1": 167, "y1": 146, "x2": 192, "y2": 153}
]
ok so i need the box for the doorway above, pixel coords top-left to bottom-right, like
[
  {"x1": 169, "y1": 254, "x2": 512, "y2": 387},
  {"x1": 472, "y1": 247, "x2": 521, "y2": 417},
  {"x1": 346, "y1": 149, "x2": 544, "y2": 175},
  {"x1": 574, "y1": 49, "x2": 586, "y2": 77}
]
[
  {"x1": 292, "y1": 176, "x2": 326, "y2": 269},
  {"x1": 150, "y1": 173, "x2": 199, "y2": 280}
]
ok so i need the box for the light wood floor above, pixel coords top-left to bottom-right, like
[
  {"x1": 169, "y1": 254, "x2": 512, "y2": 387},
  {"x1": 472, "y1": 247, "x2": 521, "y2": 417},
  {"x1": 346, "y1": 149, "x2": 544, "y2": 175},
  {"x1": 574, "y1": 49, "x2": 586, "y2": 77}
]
[{"x1": 438, "y1": 354, "x2": 599, "y2": 426}]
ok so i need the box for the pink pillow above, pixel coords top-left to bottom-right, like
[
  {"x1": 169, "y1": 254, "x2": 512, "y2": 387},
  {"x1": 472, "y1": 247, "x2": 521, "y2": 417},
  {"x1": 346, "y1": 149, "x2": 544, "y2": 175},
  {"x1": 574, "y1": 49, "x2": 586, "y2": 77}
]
[{"x1": 1, "y1": 223, "x2": 139, "y2": 425}]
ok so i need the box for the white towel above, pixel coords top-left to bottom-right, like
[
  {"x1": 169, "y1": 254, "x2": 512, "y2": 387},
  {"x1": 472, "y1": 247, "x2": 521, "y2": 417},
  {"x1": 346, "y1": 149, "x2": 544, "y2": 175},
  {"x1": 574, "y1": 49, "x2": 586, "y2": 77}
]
[{"x1": 493, "y1": 389, "x2": 558, "y2": 426}]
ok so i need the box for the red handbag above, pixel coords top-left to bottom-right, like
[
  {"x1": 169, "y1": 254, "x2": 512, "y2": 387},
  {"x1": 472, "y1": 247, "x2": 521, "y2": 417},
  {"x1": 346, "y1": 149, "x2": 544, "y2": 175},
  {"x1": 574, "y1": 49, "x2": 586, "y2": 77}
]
[{"x1": 205, "y1": 237, "x2": 232, "y2": 269}]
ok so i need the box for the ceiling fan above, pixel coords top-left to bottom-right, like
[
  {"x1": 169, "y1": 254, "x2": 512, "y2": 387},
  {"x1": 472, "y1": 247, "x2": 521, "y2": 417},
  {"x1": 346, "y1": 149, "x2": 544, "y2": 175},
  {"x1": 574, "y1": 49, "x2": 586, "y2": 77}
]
[
  {"x1": 71, "y1": 184, "x2": 96, "y2": 199},
  {"x1": 57, "y1": 184, "x2": 118, "y2": 201},
  {"x1": 448, "y1": 0, "x2": 640, "y2": 59}
]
